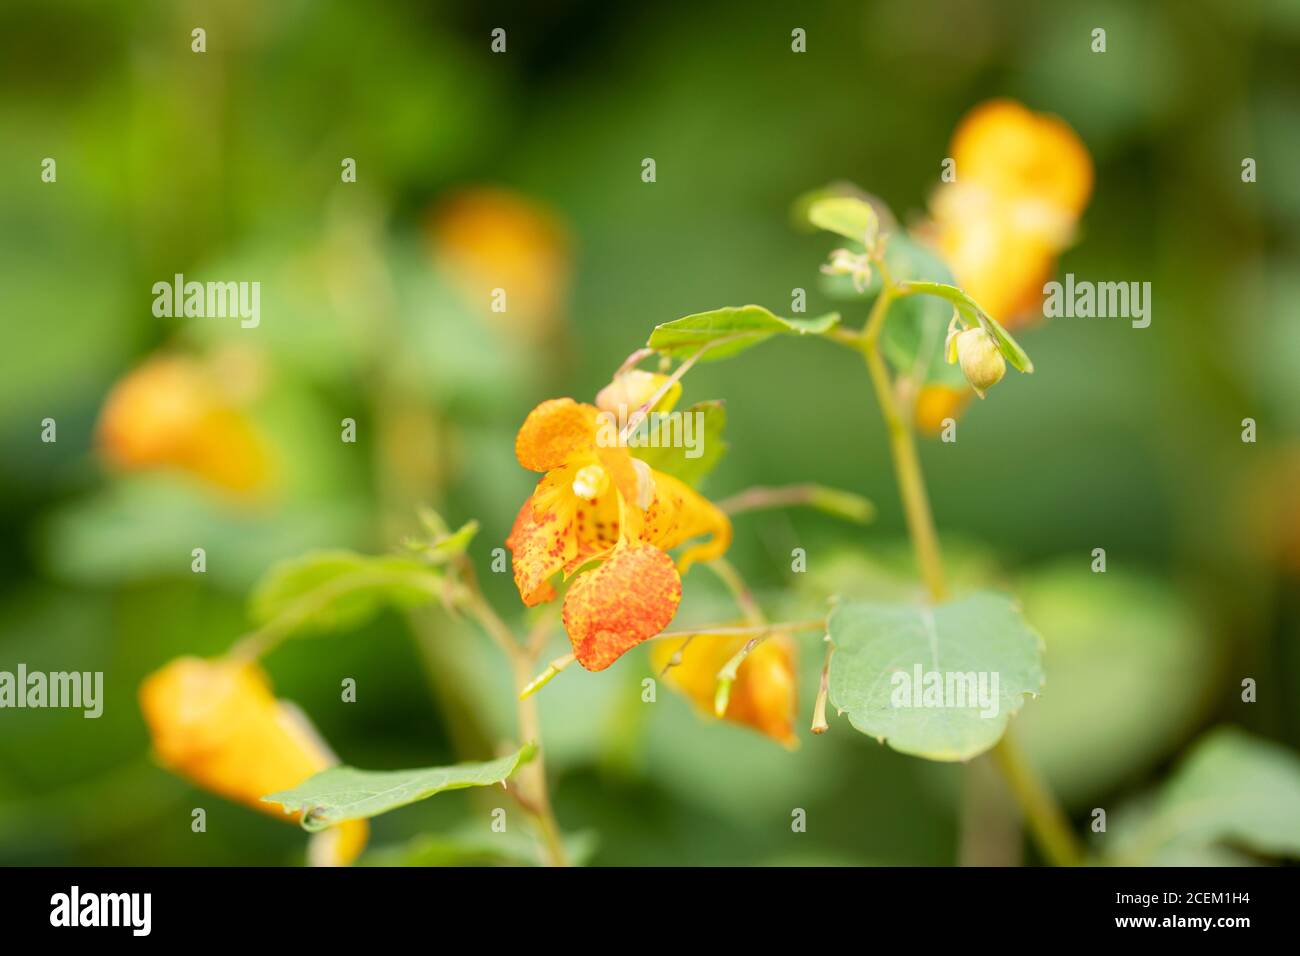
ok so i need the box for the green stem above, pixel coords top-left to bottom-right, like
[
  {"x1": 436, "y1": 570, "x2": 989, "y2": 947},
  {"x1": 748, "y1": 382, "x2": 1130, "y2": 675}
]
[
  {"x1": 458, "y1": 581, "x2": 570, "y2": 868},
  {"x1": 857, "y1": 267, "x2": 1083, "y2": 867},
  {"x1": 858, "y1": 279, "x2": 948, "y2": 601},
  {"x1": 706, "y1": 557, "x2": 764, "y2": 626},
  {"x1": 990, "y1": 732, "x2": 1084, "y2": 867},
  {"x1": 510, "y1": 653, "x2": 570, "y2": 868}
]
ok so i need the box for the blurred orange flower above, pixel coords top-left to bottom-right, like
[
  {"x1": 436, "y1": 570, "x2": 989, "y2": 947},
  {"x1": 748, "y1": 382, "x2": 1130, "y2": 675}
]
[
  {"x1": 427, "y1": 187, "x2": 572, "y2": 342},
  {"x1": 140, "y1": 656, "x2": 367, "y2": 866},
  {"x1": 506, "y1": 397, "x2": 731, "y2": 671},
  {"x1": 927, "y1": 99, "x2": 1093, "y2": 328},
  {"x1": 913, "y1": 383, "x2": 974, "y2": 437},
  {"x1": 96, "y1": 352, "x2": 273, "y2": 496},
  {"x1": 650, "y1": 633, "x2": 798, "y2": 746}
]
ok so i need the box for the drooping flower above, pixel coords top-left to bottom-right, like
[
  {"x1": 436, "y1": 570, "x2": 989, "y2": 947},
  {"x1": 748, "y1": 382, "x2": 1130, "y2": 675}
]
[
  {"x1": 140, "y1": 656, "x2": 367, "y2": 866},
  {"x1": 649, "y1": 633, "x2": 798, "y2": 747},
  {"x1": 506, "y1": 396, "x2": 731, "y2": 671},
  {"x1": 96, "y1": 352, "x2": 273, "y2": 496},
  {"x1": 926, "y1": 99, "x2": 1093, "y2": 328}
]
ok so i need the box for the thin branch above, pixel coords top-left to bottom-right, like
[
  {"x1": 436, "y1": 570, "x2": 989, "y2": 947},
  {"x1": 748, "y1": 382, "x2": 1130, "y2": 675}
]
[
  {"x1": 518, "y1": 653, "x2": 577, "y2": 700},
  {"x1": 857, "y1": 256, "x2": 1081, "y2": 866},
  {"x1": 651, "y1": 618, "x2": 827, "y2": 641},
  {"x1": 715, "y1": 483, "x2": 873, "y2": 524},
  {"x1": 716, "y1": 483, "x2": 822, "y2": 516},
  {"x1": 811, "y1": 637, "x2": 834, "y2": 734},
  {"x1": 706, "y1": 557, "x2": 764, "y2": 625}
]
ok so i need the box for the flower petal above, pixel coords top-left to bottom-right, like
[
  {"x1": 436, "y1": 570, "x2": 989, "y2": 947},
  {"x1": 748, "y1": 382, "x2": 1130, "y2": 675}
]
[
  {"x1": 641, "y1": 470, "x2": 733, "y2": 573},
  {"x1": 139, "y1": 658, "x2": 350, "y2": 818},
  {"x1": 505, "y1": 495, "x2": 573, "y2": 606},
  {"x1": 515, "y1": 398, "x2": 598, "y2": 472},
  {"x1": 650, "y1": 633, "x2": 798, "y2": 746},
  {"x1": 949, "y1": 98, "x2": 1093, "y2": 216},
  {"x1": 562, "y1": 545, "x2": 681, "y2": 671},
  {"x1": 308, "y1": 820, "x2": 370, "y2": 867}
]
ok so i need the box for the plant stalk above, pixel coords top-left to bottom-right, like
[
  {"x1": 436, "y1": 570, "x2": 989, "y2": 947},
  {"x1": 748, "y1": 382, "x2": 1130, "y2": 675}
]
[
  {"x1": 858, "y1": 269, "x2": 1083, "y2": 867},
  {"x1": 459, "y1": 582, "x2": 570, "y2": 868}
]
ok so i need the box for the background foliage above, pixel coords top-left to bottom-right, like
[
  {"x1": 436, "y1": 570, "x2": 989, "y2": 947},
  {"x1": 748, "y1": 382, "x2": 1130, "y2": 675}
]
[{"x1": 2, "y1": 0, "x2": 1298, "y2": 865}]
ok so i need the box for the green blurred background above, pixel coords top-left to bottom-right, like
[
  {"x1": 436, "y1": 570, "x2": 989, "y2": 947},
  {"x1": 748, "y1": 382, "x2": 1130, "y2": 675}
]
[{"x1": 2, "y1": 0, "x2": 1298, "y2": 866}]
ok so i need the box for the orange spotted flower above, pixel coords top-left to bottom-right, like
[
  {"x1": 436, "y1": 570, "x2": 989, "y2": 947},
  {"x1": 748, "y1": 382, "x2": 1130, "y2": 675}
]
[
  {"x1": 650, "y1": 633, "x2": 798, "y2": 747},
  {"x1": 506, "y1": 387, "x2": 731, "y2": 671},
  {"x1": 140, "y1": 656, "x2": 367, "y2": 866},
  {"x1": 926, "y1": 99, "x2": 1093, "y2": 329}
]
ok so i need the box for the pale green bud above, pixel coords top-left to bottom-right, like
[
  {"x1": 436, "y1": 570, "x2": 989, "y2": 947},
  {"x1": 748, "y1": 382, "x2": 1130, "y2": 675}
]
[{"x1": 955, "y1": 327, "x2": 1005, "y2": 397}]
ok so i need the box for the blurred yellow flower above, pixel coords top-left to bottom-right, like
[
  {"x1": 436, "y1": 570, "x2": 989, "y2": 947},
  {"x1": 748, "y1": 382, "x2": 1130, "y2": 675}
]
[
  {"x1": 140, "y1": 656, "x2": 367, "y2": 866},
  {"x1": 927, "y1": 99, "x2": 1093, "y2": 329},
  {"x1": 650, "y1": 633, "x2": 798, "y2": 747},
  {"x1": 427, "y1": 187, "x2": 572, "y2": 342},
  {"x1": 96, "y1": 353, "x2": 273, "y2": 496}
]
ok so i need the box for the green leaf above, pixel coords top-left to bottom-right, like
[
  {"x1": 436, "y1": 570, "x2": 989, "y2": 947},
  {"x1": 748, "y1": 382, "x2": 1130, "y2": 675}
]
[
  {"x1": 647, "y1": 305, "x2": 840, "y2": 362},
  {"x1": 1108, "y1": 728, "x2": 1300, "y2": 864},
  {"x1": 404, "y1": 514, "x2": 479, "y2": 564},
  {"x1": 806, "y1": 197, "x2": 878, "y2": 246},
  {"x1": 901, "y1": 281, "x2": 1034, "y2": 374},
  {"x1": 978, "y1": 309, "x2": 1035, "y2": 374},
  {"x1": 792, "y1": 183, "x2": 895, "y2": 236},
  {"x1": 827, "y1": 592, "x2": 1045, "y2": 761},
  {"x1": 433, "y1": 520, "x2": 479, "y2": 557},
  {"x1": 263, "y1": 744, "x2": 537, "y2": 831},
  {"x1": 250, "y1": 549, "x2": 439, "y2": 636},
  {"x1": 632, "y1": 400, "x2": 727, "y2": 487}
]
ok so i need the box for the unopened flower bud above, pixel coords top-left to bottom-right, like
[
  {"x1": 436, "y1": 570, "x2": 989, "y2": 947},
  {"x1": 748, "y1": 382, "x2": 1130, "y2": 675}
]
[
  {"x1": 955, "y1": 327, "x2": 1005, "y2": 396},
  {"x1": 596, "y1": 369, "x2": 679, "y2": 417}
]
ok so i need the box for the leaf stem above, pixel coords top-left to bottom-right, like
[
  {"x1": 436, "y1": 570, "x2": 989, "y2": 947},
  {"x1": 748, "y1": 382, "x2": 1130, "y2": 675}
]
[
  {"x1": 652, "y1": 618, "x2": 827, "y2": 640},
  {"x1": 518, "y1": 653, "x2": 577, "y2": 699},
  {"x1": 811, "y1": 637, "x2": 833, "y2": 735},
  {"x1": 455, "y1": 577, "x2": 569, "y2": 867},
  {"x1": 509, "y1": 653, "x2": 570, "y2": 868},
  {"x1": 706, "y1": 557, "x2": 764, "y2": 626},
  {"x1": 990, "y1": 732, "x2": 1084, "y2": 867},
  {"x1": 715, "y1": 483, "x2": 874, "y2": 524},
  {"x1": 621, "y1": 333, "x2": 750, "y2": 441}
]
